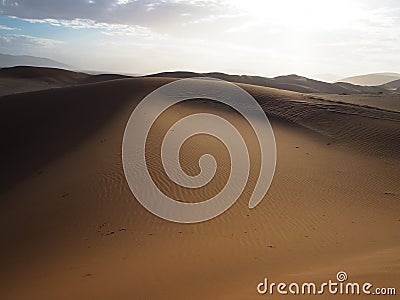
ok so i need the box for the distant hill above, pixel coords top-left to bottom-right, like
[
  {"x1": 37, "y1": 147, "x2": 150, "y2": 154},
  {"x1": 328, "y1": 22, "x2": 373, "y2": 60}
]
[
  {"x1": 147, "y1": 71, "x2": 390, "y2": 94},
  {"x1": 338, "y1": 73, "x2": 400, "y2": 86},
  {"x1": 0, "y1": 66, "x2": 130, "y2": 96},
  {"x1": 0, "y1": 53, "x2": 72, "y2": 69}
]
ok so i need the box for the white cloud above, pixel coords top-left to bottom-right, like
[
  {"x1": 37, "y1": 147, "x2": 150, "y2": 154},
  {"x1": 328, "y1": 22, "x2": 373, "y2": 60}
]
[
  {"x1": 0, "y1": 34, "x2": 64, "y2": 47},
  {"x1": 115, "y1": 0, "x2": 132, "y2": 5},
  {"x1": 100, "y1": 25, "x2": 153, "y2": 37},
  {"x1": 0, "y1": 24, "x2": 16, "y2": 30},
  {"x1": 20, "y1": 17, "x2": 159, "y2": 38},
  {"x1": 0, "y1": 0, "x2": 226, "y2": 29},
  {"x1": 23, "y1": 18, "x2": 113, "y2": 29}
]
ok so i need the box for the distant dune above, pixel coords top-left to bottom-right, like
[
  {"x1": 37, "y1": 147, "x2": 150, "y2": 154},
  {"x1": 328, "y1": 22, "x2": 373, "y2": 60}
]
[
  {"x1": 338, "y1": 72, "x2": 400, "y2": 86},
  {"x1": 309, "y1": 93, "x2": 400, "y2": 114},
  {"x1": 0, "y1": 53, "x2": 72, "y2": 69},
  {"x1": 0, "y1": 66, "x2": 130, "y2": 96},
  {"x1": 0, "y1": 76, "x2": 399, "y2": 299}
]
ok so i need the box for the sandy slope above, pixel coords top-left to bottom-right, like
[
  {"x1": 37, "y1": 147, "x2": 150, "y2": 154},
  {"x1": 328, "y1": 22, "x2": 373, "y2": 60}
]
[
  {"x1": 0, "y1": 77, "x2": 399, "y2": 299},
  {"x1": 312, "y1": 93, "x2": 400, "y2": 113}
]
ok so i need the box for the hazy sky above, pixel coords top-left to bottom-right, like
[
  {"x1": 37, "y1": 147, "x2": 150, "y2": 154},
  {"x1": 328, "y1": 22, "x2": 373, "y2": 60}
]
[{"x1": 0, "y1": 0, "x2": 399, "y2": 80}]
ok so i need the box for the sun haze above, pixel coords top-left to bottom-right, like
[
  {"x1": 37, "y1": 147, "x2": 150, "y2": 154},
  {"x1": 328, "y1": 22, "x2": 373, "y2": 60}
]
[{"x1": 0, "y1": 0, "x2": 399, "y2": 79}]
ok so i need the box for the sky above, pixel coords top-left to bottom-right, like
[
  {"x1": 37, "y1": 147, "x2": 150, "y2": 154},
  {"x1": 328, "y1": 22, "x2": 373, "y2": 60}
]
[{"x1": 0, "y1": 0, "x2": 399, "y2": 80}]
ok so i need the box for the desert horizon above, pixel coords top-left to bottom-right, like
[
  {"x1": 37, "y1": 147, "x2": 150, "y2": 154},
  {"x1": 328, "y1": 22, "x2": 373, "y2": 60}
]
[{"x1": 1, "y1": 63, "x2": 400, "y2": 96}]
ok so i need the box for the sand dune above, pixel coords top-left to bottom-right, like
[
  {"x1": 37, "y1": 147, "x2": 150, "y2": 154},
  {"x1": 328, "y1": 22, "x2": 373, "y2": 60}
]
[
  {"x1": 0, "y1": 66, "x2": 130, "y2": 96},
  {"x1": 338, "y1": 72, "x2": 400, "y2": 86},
  {"x1": 0, "y1": 77, "x2": 399, "y2": 299},
  {"x1": 148, "y1": 71, "x2": 392, "y2": 94},
  {"x1": 0, "y1": 66, "x2": 88, "y2": 96},
  {"x1": 309, "y1": 93, "x2": 400, "y2": 114},
  {"x1": 2, "y1": 66, "x2": 397, "y2": 97}
]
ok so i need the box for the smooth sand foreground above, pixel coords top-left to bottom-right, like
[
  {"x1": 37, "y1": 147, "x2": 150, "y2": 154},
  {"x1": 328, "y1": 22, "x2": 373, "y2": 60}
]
[{"x1": 0, "y1": 78, "x2": 399, "y2": 299}]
